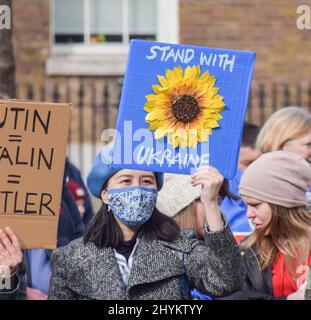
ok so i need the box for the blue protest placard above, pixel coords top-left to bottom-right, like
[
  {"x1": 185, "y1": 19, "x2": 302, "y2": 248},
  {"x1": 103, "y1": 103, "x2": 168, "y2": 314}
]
[{"x1": 111, "y1": 40, "x2": 255, "y2": 178}]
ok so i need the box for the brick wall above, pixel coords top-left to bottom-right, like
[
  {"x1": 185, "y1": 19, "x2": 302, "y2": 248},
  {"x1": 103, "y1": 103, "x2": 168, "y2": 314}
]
[
  {"x1": 12, "y1": 0, "x2": 311, "y2": 84},
  {"x1": 10, "y1": 0, "x2": 311, "y2": 129},
  {"x1": 180, "y1": 0, "x2": 311, "y2": 82},
  {"x1": 13, "y1": 0, "x2": 50, "y2": 85}
]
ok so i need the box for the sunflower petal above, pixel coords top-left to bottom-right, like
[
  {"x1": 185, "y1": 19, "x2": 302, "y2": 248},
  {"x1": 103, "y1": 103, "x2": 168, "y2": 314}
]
[
  {"x1": 167, "y1": 131, "x2": 174, "y2": 146},
  {"x1": 173, "y1": 66, "x2": 183, "y2": 80},
  {"x1": 198, "y1": 70, "x2": 210, "y2": 84},
  {"x1": 210, "y1": 100, "x2": 225, "y2": 109},
  {"x1": 173, "y1": 135, "x2": 180, "y2": 149},
  {"x1": 187, "y1": 130, "x2": 197, "y2": 148},
  {"x1": 211, "y1": 95, "x2": 224, "y2": 105},
  {"x1": 146, "y1": 94, "x2": 158, "y2": 102},
  {"x1": 202, "y1": 109, "x2": 223, "y2": 120},
  {"x1": 179, "y1": 130, "x2": 189, "y2": 149},
  {"x1": 148, "y1": 120, "x2": 161, "y2": 131},
  {"x1": 207, "y1": 113, "x2": 223, "y2": 121},
  {"x1": 167, "y1": 131, "x2": 178, "y2": 149},
  {"x1": 152, "y1": 85, "x2": 162, "y2": 94},
  {"x1": 198, "y1": 129, "x2": 209, "y2": 141},
  {"x1": 205, "y1": 76, "x2": 216, "y2": 88},
  {"x1": 146, "y1": 110, "x2": 169, "y2": 121},
  {"x1": 165, "y1": 69, "x2": 174, "y2": 82},
  {"x1": 158, "y1": 75, "x2": 169, "y2": 88},
  {"x1": 205, "y1": 119, "x2": 220, "y2": 128},
  {"x1": 144, "y1": 101, "x2": 155, "y2": 112},
  {"x1": 154, "y1": 127, "x2": 168, "y2": 139},
  {"x1": 184, "y1": 65, "x2": 200, "y2": 81}
]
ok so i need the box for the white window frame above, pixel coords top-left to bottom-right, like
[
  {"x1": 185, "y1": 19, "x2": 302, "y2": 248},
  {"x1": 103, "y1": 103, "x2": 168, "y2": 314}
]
[{"x1": 46, "y1": 0, "x2": 179, "y2": 76}]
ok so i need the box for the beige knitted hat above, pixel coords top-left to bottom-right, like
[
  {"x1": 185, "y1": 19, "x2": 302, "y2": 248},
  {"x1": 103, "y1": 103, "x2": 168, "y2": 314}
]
[
  {"x1": 156, "y1": 173, "x2": 202, "y2": 217},
  {"x1": 239, "y1": 151, "x2": 311, "y2": 208}
]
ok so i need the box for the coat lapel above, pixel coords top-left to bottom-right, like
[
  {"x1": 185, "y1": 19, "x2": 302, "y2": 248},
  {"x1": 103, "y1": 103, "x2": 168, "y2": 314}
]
[
  {"x1": 67, "y1": 246, "x2": 127, "y2": 300},
  {"x1": 65, "y1": 230, "x2": 195, "y2": 299},
  {"x1": 127, "y1": 239, "x2": 185, "y2": 294}
]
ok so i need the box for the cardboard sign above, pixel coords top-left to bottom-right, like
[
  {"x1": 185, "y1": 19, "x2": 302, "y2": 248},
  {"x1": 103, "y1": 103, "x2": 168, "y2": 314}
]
[
  {"x1": 0, "y1": 100, "x2": 71, "y2": 248},
  {"x1": 111, "y1": 40, "x2": 255, "y2": 178}
]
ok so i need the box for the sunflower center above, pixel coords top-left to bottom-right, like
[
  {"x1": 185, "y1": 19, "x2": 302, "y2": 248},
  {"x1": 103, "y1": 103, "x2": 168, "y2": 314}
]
[{"x1": 171, "y1": 94, "x2": 200, "y2": 123}]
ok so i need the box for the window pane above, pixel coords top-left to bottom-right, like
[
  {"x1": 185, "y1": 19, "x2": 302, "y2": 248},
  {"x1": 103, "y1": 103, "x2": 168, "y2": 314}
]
[
  {"x1": 129, "y1": 0, "x2": 157, "y2": 41},
  {"x1": 90, "y1": 0, "x2": 123, "y2": 43},
  {"x1": 54, "y1": 0, "x2": 84, "y2": 44}
]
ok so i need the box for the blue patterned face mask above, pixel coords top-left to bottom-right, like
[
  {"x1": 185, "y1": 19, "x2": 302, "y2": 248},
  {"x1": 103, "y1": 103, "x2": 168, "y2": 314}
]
[{"x1": 108, "y1": 186, "x2": 158, "y2": 228}]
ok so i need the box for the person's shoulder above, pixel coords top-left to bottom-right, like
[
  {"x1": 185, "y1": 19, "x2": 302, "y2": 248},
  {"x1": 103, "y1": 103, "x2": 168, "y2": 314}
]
[
  {"x1": 52, "y1": 237, "x2": 99, "y2": 264},
  {"x1": 239, "y1": 240, "x2": 258, "y2": 261},
  {"x1": 179, "y1": 228, "x2": 198, "y2": 240},
  {"x1": 159, "y1": 228, "x2": 198, "y2": 253}
]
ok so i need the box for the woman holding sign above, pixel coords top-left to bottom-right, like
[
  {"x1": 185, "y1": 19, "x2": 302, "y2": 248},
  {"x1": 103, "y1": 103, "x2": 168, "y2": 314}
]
[{"x1": 48, "y1": 144, "x2": 244, "y2": 300}]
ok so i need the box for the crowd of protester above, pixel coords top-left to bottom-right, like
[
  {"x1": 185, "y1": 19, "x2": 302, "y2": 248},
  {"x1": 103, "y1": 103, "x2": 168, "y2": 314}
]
[{"x1": 0, "y1": 106, "x2": 310, "y2": 300}]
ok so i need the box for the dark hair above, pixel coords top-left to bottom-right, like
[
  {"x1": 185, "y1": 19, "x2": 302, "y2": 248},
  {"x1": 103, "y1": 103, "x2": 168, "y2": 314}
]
[
  {"x1": 242, "y1": 123, "x2": 261, "y2": 148},
  {"x1": 83, "y1": 204, "x2": 180, "y2": 248},
  {"x1": 219, "y1": 179, "x2": 240, "y2": 201}
]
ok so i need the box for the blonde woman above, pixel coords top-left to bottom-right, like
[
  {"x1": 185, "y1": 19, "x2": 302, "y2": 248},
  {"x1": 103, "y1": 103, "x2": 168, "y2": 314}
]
[
  {"x1": 256, "y1": 107, "x2": 311, "y2": 165},
  {"x1": 224, "y1": 151, "x2": 311, "y2": 300}
]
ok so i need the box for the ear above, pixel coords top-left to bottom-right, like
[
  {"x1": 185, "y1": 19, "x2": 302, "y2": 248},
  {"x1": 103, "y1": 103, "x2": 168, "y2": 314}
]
[{"x1": 101, "y1": 189, "x2": 109, "y2": 204}]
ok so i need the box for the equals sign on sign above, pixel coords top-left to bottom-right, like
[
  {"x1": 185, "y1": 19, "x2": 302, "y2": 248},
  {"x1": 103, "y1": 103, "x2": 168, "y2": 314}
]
[
  {"x1": 8, "y1": 135, "x2": 22, "y2": 142},
  {"x1": 7, "y1": 175, "x2": 21, "y2": 184}
]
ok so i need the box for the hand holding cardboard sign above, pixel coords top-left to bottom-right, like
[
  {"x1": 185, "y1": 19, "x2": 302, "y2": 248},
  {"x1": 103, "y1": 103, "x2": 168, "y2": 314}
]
[
  {"x1": 191, "y1": 166, "x2": 224, "y2": 232},
  {"x1": 0, "y1": 227, "x2": 22, "y2": 275}
]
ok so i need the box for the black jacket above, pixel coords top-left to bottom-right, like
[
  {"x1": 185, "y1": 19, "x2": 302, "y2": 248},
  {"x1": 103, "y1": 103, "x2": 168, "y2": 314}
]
[
  {"x1": 221, "y1": 245, "x2": 287, "y2": 300},
  {"x1": 65, "y1": 159, "x2": 94, "y2": 226}
]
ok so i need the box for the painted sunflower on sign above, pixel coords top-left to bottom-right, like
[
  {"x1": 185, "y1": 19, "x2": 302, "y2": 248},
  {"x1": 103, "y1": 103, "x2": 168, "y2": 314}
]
[{"x1": 144, "y1": 65, "x2": 225, "y2": 149}]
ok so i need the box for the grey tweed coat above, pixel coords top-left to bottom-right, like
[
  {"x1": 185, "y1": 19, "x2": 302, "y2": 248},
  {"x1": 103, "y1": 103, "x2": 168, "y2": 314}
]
[{"x1": 48, "y1": 221, "x2": 245, "y2": 300}]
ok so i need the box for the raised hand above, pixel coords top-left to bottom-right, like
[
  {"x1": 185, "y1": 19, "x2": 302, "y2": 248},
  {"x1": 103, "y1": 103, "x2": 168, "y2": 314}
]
[
  {"x1": 191, "y1": 167, "x2": 224, "y2": 232},
  {"x1": 192, "y1": 166, "x2": 224, "y2": 206},
  {"x1": 0, "y1": 227, "x2": 23, "y2": 276}
]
